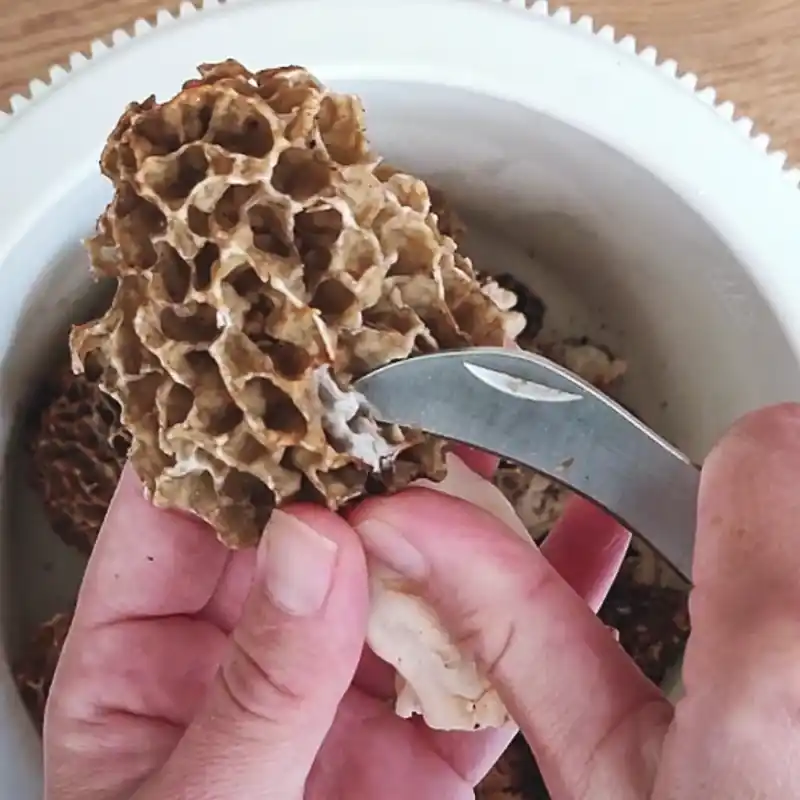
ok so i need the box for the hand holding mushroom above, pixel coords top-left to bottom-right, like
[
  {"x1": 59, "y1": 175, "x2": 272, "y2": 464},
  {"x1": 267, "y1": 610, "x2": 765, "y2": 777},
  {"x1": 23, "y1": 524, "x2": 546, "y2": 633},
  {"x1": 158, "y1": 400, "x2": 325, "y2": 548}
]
[
  {"x1": 43, "y1": 450, "x2": 630, "y2": 800},
  {"x1": 68, "y1": 59, "x2": 543, "y2": 732},
  {"x1": 45, "y1": 406, "x2": 800, "y2": 800}
]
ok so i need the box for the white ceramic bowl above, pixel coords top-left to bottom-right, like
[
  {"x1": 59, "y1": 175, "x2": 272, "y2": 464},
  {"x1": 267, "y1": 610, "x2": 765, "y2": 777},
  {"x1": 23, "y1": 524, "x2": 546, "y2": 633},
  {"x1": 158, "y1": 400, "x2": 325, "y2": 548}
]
[{"x1": 4, "y1": 0, "x2": 800, "y2": 794}]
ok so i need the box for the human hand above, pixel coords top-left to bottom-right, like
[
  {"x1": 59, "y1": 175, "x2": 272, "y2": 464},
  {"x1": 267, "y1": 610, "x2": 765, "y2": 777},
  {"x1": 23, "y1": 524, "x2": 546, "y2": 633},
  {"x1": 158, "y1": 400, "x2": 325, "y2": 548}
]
[
  {"x1": 352, "y1": 404, "x2": 800, "y2": 799},
  {"x1": 43, "y1": 451, "x2": 629, "y2": 800}
]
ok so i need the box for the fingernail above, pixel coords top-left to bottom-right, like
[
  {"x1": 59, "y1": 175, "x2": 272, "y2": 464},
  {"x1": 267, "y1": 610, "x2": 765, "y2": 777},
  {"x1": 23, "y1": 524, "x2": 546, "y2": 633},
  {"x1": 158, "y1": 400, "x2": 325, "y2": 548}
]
[
  {"x1": 354, "y1": 518, "x2": 428, "y2": 580},
  {"x1": 260, "y1": 511, "x2": 339, "y2": 616}
]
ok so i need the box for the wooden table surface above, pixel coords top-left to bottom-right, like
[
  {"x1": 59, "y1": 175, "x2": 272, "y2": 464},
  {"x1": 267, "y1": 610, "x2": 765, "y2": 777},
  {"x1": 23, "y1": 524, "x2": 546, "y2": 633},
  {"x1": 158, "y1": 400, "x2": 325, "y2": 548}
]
[{"x1": 0, "y1": 0, "x2": 798, "y2": 161}]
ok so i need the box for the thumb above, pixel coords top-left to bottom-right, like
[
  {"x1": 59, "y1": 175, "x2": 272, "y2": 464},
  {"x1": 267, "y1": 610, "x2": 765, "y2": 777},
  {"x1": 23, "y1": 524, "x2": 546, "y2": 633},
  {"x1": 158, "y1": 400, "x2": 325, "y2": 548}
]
[{"x1": 138, "y1": 507, "x2": 370, "y2": 800}]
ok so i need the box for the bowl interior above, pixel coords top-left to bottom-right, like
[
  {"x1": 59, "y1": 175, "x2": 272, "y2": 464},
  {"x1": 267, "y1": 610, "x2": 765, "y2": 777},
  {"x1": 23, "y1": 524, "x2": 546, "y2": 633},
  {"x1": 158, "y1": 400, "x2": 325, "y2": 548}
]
[{"x1": 2, "y1": 79, "x2": 799, "y2": 743}]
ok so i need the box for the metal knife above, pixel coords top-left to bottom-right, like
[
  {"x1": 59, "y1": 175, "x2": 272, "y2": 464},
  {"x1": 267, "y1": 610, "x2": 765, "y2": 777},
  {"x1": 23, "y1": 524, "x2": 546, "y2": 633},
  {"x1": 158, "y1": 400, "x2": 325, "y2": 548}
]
[{"x1": 353, "y1": 347, "x2": 699, "y2": 584}]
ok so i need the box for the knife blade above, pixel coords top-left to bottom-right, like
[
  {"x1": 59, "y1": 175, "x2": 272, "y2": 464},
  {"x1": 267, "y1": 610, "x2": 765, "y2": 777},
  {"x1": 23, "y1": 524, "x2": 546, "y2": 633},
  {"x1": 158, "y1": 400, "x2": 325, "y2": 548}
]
[{"x1": 353, "y1": 347, "x2": 699, "y2": 583}]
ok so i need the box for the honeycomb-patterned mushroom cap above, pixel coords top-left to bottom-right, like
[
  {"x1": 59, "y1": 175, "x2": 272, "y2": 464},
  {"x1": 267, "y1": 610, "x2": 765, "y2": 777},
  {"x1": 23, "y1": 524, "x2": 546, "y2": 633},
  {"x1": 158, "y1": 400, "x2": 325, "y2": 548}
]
[
  {"x1": 70, "y1": 60, "x2": 524, "y2": 547},
  {"x1": 13, "y1": 612, "x2": 72, "y2": 730},
  {"x1": 28, "y1": 367, "x2": 130, "y2": 553}
]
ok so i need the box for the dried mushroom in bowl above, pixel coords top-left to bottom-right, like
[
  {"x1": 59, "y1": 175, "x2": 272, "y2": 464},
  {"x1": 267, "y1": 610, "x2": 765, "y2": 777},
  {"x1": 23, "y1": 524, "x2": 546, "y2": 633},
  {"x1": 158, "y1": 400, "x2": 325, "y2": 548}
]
[{"x1": 26, "y1": 367, "x2": 131, "y2": 554}]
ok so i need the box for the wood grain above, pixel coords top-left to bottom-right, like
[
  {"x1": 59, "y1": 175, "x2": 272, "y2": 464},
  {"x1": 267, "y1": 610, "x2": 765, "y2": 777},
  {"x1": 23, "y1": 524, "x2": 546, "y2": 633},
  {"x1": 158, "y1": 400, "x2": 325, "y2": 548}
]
[{"x1": 0, "y1": 0, "x2": 798, "y2": 160}]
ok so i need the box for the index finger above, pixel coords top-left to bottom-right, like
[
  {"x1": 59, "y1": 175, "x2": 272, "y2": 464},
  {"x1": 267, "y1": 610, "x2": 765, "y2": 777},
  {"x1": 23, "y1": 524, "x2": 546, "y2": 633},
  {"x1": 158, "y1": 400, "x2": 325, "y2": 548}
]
[
  {"x1": 352, "y1": 488, "x2": 669, "y2": 799},
  {"x1": 73, "y1": 464, "x2": 229, "y2": 627}
]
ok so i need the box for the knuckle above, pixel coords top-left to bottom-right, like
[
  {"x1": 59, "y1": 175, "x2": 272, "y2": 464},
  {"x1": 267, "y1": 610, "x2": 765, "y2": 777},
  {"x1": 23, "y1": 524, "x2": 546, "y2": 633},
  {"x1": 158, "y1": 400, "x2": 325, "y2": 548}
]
[
  {"x1": 218, "y1": 635, "x2": 303, "y2": 723},
  {"x1": 449, "y1": 563, "x2": 559, "y2": 683},
  {"x1": 580, "y1": 697, "x2": 670, "y2": 798},
  {"x1": 457, "y1": 616, "x2": 518, "y2": 686}
]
